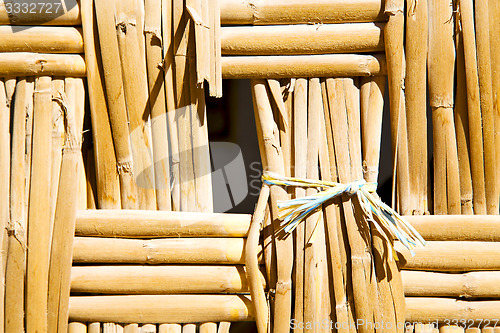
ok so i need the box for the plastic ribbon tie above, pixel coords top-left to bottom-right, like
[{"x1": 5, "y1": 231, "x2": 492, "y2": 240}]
[{"x1": 262, "y1": 171, "x2": 426, "y2": 256}]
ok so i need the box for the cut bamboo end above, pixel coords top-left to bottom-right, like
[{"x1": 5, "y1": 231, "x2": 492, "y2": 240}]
[
  {"x1": 0, "y1": 0, "x2": 81, "y2": 25},
  {"x1": 0, "y1": 52, "x2": 85, "y2": 76},
  {"x1": 221, "y1": 23, "x2": 384, "y2": 55},
  {"x1": 72, "y1": 237, "x2": 263, "y2": 264},
  {"x1": 69, "y1": 322, "x2": 88, "y2": 333},
  {"x1": 223, "y1": 54, "x2": 386, "y2": 79},
  {"x1": 219, "y1": 0, "x2": 386, "y2": 25},
  {"x1": 68, "y1": 295, "x2": 254, "y2": 323},
  {"x1": 70, "y1": 265, "x2": 265, "y2": 294},
  {"x1": 75, "y1": 209, "x2": 251, "y2": 237},
  {"x1": 0, "y1": 26, "x2": 83, "y2": 53}
]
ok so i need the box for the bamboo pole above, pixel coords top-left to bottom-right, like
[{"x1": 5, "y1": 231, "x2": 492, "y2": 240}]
[
  {"x1": 219, "y1": 0, "x2": 386, "y2": 25},
  {"x1": 459, "y1": 0, "x2": 487, "y2": 214},
  {"x1": 88, "y1": 323, "x2": 101, "y2": 333},
  {"x1": 68, "y1": 322, "x2": 87, "y2": 333},
  {"x1": 94, "y1": 0, "x2": 138, "y2": 209},
  {"x1": 489, "y1": 0, "x2": 500, "y2": 206},
  {"x1": 0, "y1": 78, "x2": 9, "y2": 333},
  {"x1": 220, "y1": 23, "x2": 384, "y2": 55},
  {"x1": 183, "y1": 324, "x2": 195, "y2": 333},
  {"x1": 0, "y1": 0, "x2": 81, "y2": 25},
  {"x1": 24, "y1": 78, "x2": 34, "y2": 217},
  {"x1": 124, "y1": 324, "x2": 139, "y2": 333},
  {"x1": 75, "y1": 209, "x2": 251, "y2": 237},
  {"x1": 81, "y1": 0, "x2": 121, "y2": 209},
  {"x1": 69, "y1": 295, "x2": 254, "y2": 323},
  {"x1": 142, "y1": 324, "x2": 157, "y2": 333},
  {"x1": 145, "y1": 0, "x2": 171, "y2": 211},
  {"x1": 200, "y1": 323, "x2": 217, "y2": 333},
  {"x1": 72, "y1": 237, "x2": 261, "y2": 264},
  {"x1": 160, "y1": 324, "x2": 182, "y2": 333},
  {"x1": 71, "y1": 265, "x2": 264, "y2": 294},
  {"x1": 405, "y1": 0, "x2": 428, "y2": 214},
  {"x1": 0, "y1": 26, "x2": 83, "y2": 53},
  {"x1": 222, "y1": 54, "x2": 386, "y2": 79},
  {"x1": 116, "y1": 0, "x2": 156, "y2": 210},
  {"x1": 402, "y1": 270, "x2": 500, "y2": 298},
  {"x1": 428, "y1": 0, "x2": 460, "y2": 215},
  {"x1": 474, "y1": 0, "x2": 498, "y2": 214},
  {"x1": 0, "y1": 53, "x2": 86, "y2": 77},
  {"x1": 218, "y1": 322, "x2": 231, "y2": 333}
]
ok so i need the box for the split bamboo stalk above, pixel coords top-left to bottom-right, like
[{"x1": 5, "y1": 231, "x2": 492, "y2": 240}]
[
  {"x1": 75, "y1": 209, "x2": 251, "y2": 237},
  {"x1": 0, "y1": 0, "x2": 81, "y2": 25},
  {"x1": 0, "y1": 53, "x2": 86, "y2": 77},
  {"x1": 69, "y1": 322, "x2": 87, "y2": 333},
  {"x1": 116, "y1": 0, "x2": 156, "y2": 210},
  {"x1": 474, "y1": 0, "x2": 498, "y2": 214},
  {"x1": 72, "y1": 237, "x2": 261, "y2": 264},
  {"x1": 384, "y1": 0, "x2": 411, "y2": 214},
  {"x1": 200, "y1": 323, "x2": 217, "y2": 333},
  {"x1": 396, "y1": 241, "x2": 500, "y2": 271},
  {"x1": 454, "y1": 28, "x2": 474, "y2": 215},
  {"x1": 222, "y1": 54, "x2": 386, "y2": 79},
  {"x1": 71, "y1": 265, "x2": 264, "y2": 294},
  {"x1": 185, "y1": 0, "x2": 207, "y2": 85},
  {"x1": 220, "y1": 23, "x2": 384, "y2": 55},
  {"x1": 403, "y1": 215, "x2": 500, "y2": 241},
  {"x1": 405, "y1": 298, "x2": 500, "y2": 323},
  {"x1": 5, "y1": 77, "x2": 32, "y2": 333},
  {"x1": 0, "y1": 78, "x2": 9, "y2": 333},
  {"x1": 489, "y1": 0, "x2": 500, "y2": 205},
  {"x1": 402, "y1": 270, "x2": 500, "y2": 298},
  {"x1": 208, "y1": 0, "x2": 222, "y2": 97},
  {"x1": 428, "y1": 0, "x2": 460, "y2": 215},
  {"x1": 159, "y1": 324, "x2": 182, "y2": 333},
  {"x1": 219, "y1": 0, "x2": 386, "y2": 25},
  {"x1": 145, "y1": 0, "x2": 171, "y2": 211},
  {"x1": 405, "y1": 0, "x2": 428, "y2": 214},
  {"x1": 251, "y1": 79, "x2": 293, "y2": 333},
  {"x1": 142, "y1": 324, "x2": 157, "y2": 333},
  {"x1": 218, "y1": 322, "x2": 231, "y2": 333},
  {"x1": 81, "y1": 0, "x2": 121, "y2": 209},
  {"x1": 0, "y1": 26, "x2": 83, "y2": 53},
  {"x1": 69, "y1": 295, "x2": 254, "y2": 323},
  {"x1": 94, "y1": 0, "x2": 139, "y2": 209},
  {"x1": 267, "y1": 79, "x2": 290, "y2": 175},
  {"x1": 26, "y1": 76, "x2": 52, "y2": 333},
  {"x1": 24, "y1": 78, "x2": 34, "y2": 215},
  {"x1": 459, "y1": 0, "x2": 487, "y2": 214}
]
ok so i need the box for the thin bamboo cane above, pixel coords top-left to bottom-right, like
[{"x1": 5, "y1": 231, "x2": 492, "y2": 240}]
[
  {"x1": 474, "y1": 0, "x2": 498, "y2": 214},
  {"x1": 183, "y1": 324, "x2": 196, "y2": 333},
  {"x1": 0, "y1": 78, "x2": 9, "y2": 333},
  {"x1": 124, "y1": 324, "x2": 140, "y2": 333},
  {"x1": 0, "y1": 26, "x2": 83, "y2": 53},
  {"x1": 267, "y1": 79, "x2": 290, "y2": 175},
  {"x1": 428, "y1": 0, "x2": 460, "y2": 215},
  {"x1": 145, "y1": 0, "x2": 172, "y2": 211},
  {"x1": 69, "y1": 295, "x2": 253, "y2": 323},
  {"x1": 73, "y1": 78, "x2": 87, "y2": 211},
  {"x1": 26, "y1": 76, "x2": 52, "y2": 333},
  {"x1": 142, "y1": 324, "x2": 157, "y2": 333},
  {"x1": 159, "y1": 324, "x2": 182, "y2": 333},
  {"x1": 405, "y1": 0, "x2": 428, "y2": 215},
  {"x1": 251, "y1": 79, "x2": 293, "y2": 333},
  {"x1": 116, "y1": 0, "x2": 156, "y2": 210},
  {"x1": 219, "y1": 0, "x2": 386, "y2": 25},
  {"x1": 81, "y1": 0, "x2": 121, "y2": 209},
  {"x1": 489, "y1": 0, "x2": 500, "y2": 206},
  {"x1": 185, "y1": 0, "x2": 207, "y2": 85},
  {"x1": 69, "y1": 322, "x2": 87, "y2": 333},
  {"x1": 217, "y1": 322, "x2": 231, "y2": 333},
  {"x1": 85, "y1": 148, "x2": 97, "y2": 209},
  {"x1": 94, "y1": 0, "x2": 138, "y2": 209},
  {"x1": 88, "y1": 323, "x2": 101, "y2": 333},
  {"x1": 0, "y1": 53, "x2": 86, "y2": 77},
  {"x1": 222, "y1": 54, "x2": 387, "y2": 79},
  {"x1": 0, "y1": 0, "x2": 81, "y2": 25},
  {"x1": 459, "y1": 0, "x2": 487, "y2": 214},
  {"x1": 24, "y1": 78, "x2": 34, "y2": 217},
  {"x1": 200, "y1": 323, "x2": 217, "y2": 333},
  {"x1": 221, "y1": 23, "x2": 384, "y2": 55},
  {"x1": 208, "y1": 0, "x2": 221, "y2": 97}
]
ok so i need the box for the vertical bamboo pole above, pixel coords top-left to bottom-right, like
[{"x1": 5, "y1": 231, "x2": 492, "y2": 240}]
[
  {"x1": 69, "y1": 322, "x2": 88, "y2": 333},
  {"x1": 217, "y1": 322, "x2": 231, "y2": 333},
  {"x1": 88, "y1": 323, "x2": 101, "y2": 333},
  {"x1": 26, "y1": 76, "x2": 52, "y2": 333},
  {"x1": 0, "y1": 78, "x2": 9, "y2": 333},
  {"x1": 475, "y1": 0, "x2": 498, "y2": 214},
  {"x1": 183, "y1": 324, "x2": 196, "y2": 333},
  {"x1": 142, "y1": 324, "x2": 157, "y2": 333},
  {"x1": 252, "y1": 79, "x2": 293, "y2": 333},
  {"x1": 405, "y1": 0, "x2": 428, "y2": 215},
  {"x1": 460, "y1": 0, "x2": 487, "y2": 214},
  {"x1": 124, "y1": 323, "x2": 140, "y2": 333},
  {"x1": 200, "y1": 323, "x2": 217, "y2": 333},
  {"x1": 159, "y1": 324, "x2": 182, "y2": 333},
  {"x1": 116, "y1": 0, "x2": 157, "y2": 210},
  {"x1": 145, "y1": 0, "x2": 172, "y2": 211},
  {"x1": 24, "y1": 79, "x2": 34, "y2": 216},
  {"x1": 81, "y1": 0, "x2": 121, "y2": 209},
  {"x1": 86, "y1": 148, "x2": 98, "y2": 209},
  {"x1": 94, "y1": 0, "x2": 139, "y2": 209},
  {"x1": 490, "y1": 0, "x2": 500, "y2": 205}
]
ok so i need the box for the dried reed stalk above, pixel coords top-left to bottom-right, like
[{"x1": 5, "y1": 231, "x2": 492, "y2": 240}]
[
  {"x1": 405, "y1": 0, "x2": 428, "y2": 214},
  {"x1": 116, "y1": 0, "x2": 156, "y2": 210},
  {"x1": 0, "y1": 26, "x2": 83, "y2": 53},
  {"x1": 81, "y1": 0, "x2": 121, "y2": 209},
  {"x1": 26, "y1": 76, "x2": 52, "y2": 333},
  {"x1": 0, "y1": 78, "x2": 9, "y2": 333},
  {"x1": 459, "y1": 0, "x2": 487, "y2": 214},
  {"x1": 68, "y1": 322, "x2": 87, "y2": 333},
  {"x1": 489, "y1": 0, "x2": 500, "y2": 206},
  {"x1": 0, "y1": 53, "x2": 86, "y2": 77},
  {"x1": 0, "y1": 0, "x2": 81, "y2": 25}
]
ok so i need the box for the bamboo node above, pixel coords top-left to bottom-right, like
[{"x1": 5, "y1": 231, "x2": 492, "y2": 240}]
[{"x1": 117, "y1": 161, "x2": 134, "y2": 175}]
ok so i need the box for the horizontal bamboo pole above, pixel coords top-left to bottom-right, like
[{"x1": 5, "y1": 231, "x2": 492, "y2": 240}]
[
  {"x1": 72, "y1": 237, "x2": 263, "y2": 264},
  {"x1": 222, "y1": 54, "x2": 386, "y2": 79},
  {"x1": 75, "y1": 210, "x2": 251, "y2": 237},
  {"x1": 71, "y1": 265, "x2": 265, "y2": 294},
  {"x1": 402, "y1": 271, "x2": 500, "y2": 298},
  {"x1": 0, "y1": 0, "x2": 81, "y2": 25},
  {"x1": 405, "y1": 298, "x2": 500, "y2": 323},
  {"x1": 403, "y1": 215, "x2": 500, "y2": 241},
  {"x1": 221, "y1": 23, "x2": 384, "y2": 55},
  {"x1": 396, "y1": 241, "x2": 500, "y2": 271},
  {"x1": 69, "y1": 295, "x2": 254, "y2": 323},
  {"x1": 220, "y1": 0, "x2": 386, "y2": 25},
  {"x1": 0, "y1": 26, "x2": 83, "y2": 53},
  {"x1": 0, "y1": 52, "x2": 85, "y2": 76}
]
